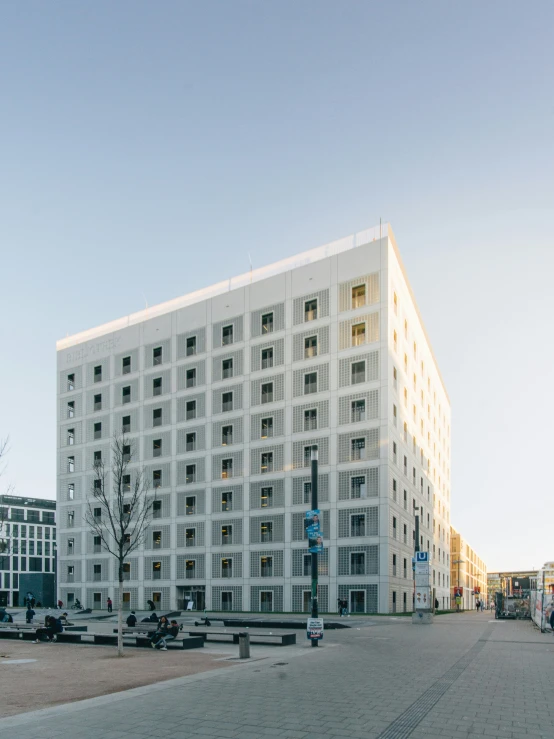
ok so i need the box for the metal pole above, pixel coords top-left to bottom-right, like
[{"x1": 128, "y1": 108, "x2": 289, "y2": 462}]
[
  {"x1": 310, "y1": 446, "x2": 318, "y2": 647},
  {"x1": 541, "y1": 569, "x2": 545, "y2": 633}
]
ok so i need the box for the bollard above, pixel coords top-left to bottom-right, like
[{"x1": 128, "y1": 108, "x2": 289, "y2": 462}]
[{"x1": 238, "y1": 632, "x2": 250, "y2": 659}]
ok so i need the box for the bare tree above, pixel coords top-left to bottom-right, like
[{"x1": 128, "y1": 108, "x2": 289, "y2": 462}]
[
  {"x1": 86, "y1": 434, "x2": 155, "y2": 657},
  {"x1": 0, "y1": 438, "x2": 13, "y2": 562}
]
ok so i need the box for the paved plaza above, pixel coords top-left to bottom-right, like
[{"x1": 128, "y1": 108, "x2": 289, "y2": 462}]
[{"x1": 1, "y1": 611, "x2": 553, "y2": 739}]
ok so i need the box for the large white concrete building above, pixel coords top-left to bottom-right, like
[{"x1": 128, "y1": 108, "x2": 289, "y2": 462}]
[{"x1": 56, "y1": 223, "x2": 451, "y2": 613}]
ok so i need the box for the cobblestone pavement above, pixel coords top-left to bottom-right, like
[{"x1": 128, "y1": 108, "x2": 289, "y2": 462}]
[{"x1": 1, "y1": 611, "x2": 553, "y2": 739}]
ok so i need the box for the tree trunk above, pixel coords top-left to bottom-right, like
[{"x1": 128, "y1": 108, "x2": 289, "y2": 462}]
[{"x1": 117, "y1": 561, "x2": 124, "y2": 657}]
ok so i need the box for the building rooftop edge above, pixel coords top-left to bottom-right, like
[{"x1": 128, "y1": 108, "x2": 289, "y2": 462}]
[
  {"x1": 56, "y1": 223, "x2": 389, "y2": 350},
  {"x1": 0, "y1": 494, "x2": 56, "y2": 509}
]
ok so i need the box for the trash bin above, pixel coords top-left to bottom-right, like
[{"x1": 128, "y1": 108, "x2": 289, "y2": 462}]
[{"x1": 238, "y1": 632, "x2": 250, "y2": 659}]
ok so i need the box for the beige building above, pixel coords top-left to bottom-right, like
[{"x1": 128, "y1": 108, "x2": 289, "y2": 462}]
[{"x1": 450, "y1": 527, "x2": 487, "y2": 610}]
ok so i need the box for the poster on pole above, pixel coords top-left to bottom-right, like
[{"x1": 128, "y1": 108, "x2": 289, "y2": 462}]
[
  {"x1": 305, "y1": 510, "x2": 321, "y2": 532},
  {"x1": 307, "y1": 617, "x2": 324, "y2": 640},
  {"x1": 415, "y1": 587, "x2": 431, "y2": 609},
  {"x1": 308, "y1": 531, "x2": 324, "y2": 553}
]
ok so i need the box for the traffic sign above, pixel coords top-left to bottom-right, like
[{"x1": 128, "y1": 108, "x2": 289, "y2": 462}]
[{"x1": 415, "y1": 552, "x2": 429, "y2": 562}]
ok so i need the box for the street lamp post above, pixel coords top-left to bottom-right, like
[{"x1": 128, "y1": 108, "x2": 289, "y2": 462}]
[
  {"x1": 310, "y1": 446, "x2": 319, "y2": 647},
  {"x1": 453, "y1": 559, "x2": 464, "y2": 611}
]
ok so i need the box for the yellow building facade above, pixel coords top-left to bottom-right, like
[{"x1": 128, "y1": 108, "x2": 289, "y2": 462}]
[{"x1": 450, "y1": 527, "x2": 487, "y2": 610}]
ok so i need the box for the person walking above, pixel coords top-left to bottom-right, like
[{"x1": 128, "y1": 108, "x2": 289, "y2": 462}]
[
  {"x1": 26, "y1": 606, "x2": 36, "y2": 624},
  {"x1": 126, "y1": 611, "x2": 137, "y2": 627},
  {"x1": 107, "y1": 597, "x2": 113, "y2": 613},
  {"x1": 475, "y1": 599, "x2": 480, "y2": 612},
  {"x1": 549, "y1": 607, "x2": 554, "y2": 632}
]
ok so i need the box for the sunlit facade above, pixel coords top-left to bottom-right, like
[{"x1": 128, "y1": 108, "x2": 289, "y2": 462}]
[{"x1": 450, "y1": 527, "x2": 487, "y2": 609}]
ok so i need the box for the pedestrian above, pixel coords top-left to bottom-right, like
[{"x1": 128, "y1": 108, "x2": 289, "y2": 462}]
[
  {"x1": 107, "y1": 597, "x2": 113, "y2": 613},
  {"x1": 475, "y1": 600, "x2": 480, "y2": 612},
  {"x1": 31, "y1": 597, "x2": 36, "y2": 609},
  {"x1": 58, "y1": 599, "x2": 63, "y2": 610},
  {"x1": 434, "y1": 598, "x2": 439, "y2": 611},
  {"x1": 147, "y1": 599, "x2": 155, "y2": 611},
  {"x1": 126, "y1": 611, "x2": 137, "y2": 627},
  {"x1": 549, "y1": 608, "x2": 554, "y2": 632},
  {"x1": 26, "y1": 606, "x2": 36, "y2": 624},
  {"x1": 480, "y1": 600, "x2": 484, "y2": 612},
  {"x1": 150, "y1": 615, "x2": 169, "y2": 648},
  {"x1": 155, "y1": 620, "x2": 180, "y2": 651}
]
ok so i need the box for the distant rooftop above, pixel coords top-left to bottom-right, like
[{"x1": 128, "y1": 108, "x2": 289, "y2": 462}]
[
  {"x1": 57, "y1": 223, "x2": 389, "y2": 350},
  {"x1": 0, "y1": 494, "x2": 56, "y2": 510}
]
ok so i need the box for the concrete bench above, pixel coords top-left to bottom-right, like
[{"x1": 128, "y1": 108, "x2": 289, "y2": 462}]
[
  {"x1": 113, "y1": 624, "x2": 159, "y2": 634},
  {"x1": 135, "y1": 635, "x2": 204, "y2": 650},
  {"x1": 188, "y1": 630, "x2": 296, "y2": 646}
]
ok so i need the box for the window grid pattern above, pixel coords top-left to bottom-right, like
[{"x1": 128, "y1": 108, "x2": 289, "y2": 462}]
[
  {"x1": 337, "y1": 584, "x2": 378, "y2": 614},
  {"x1": 251, "y1": 303, "x2": 285, "y2": 338},
  {"x1": 292, "y1": 437, "x2": 329, "y2": 469},
  {"x1": 211, "y1": 518, "x2": 243, "y2": 545},
  {"x1": 212, "y1": 384, "x2": 243, "y2": 414},
  {"x1": 211, "y1": 552, "x2": 243, "y2": 578},
  {"x1": 211, "y1": 484, "x2": 244, "y2": 513},
  {"x1": 144, "y1": 431, "x2": 172, "y2": 461},
  {"x1": 87, "y1": 389, "x2": 111, "y2": 414},
  {"x1": 292, "y1": 400, "x2": 329, "y2": 433},
  {"x1": 293, "y1": 364, "x2": 329, "y2": 397},
  {"x1": 86, "y1": 559, "x2": 112, "y2": 582},
  {"x1": 142, "y1": 587, "x2": 170, "y2": 611},
  {"x1": 338, "y1": 351, "x2": 379, "y2": 387},
  {"x1": 111, "y1": 586, "x2": 139, "y2": 611},
  {"x1": 293, "y1": 326, "x2": 330, "y2": 362},
  {"x1": 115, "y1": 349, "x2": 139, "y2": 377},
  {"x1": 339, "y1": 312, "x2": 380, "y2": 350},
  {"x1": 176, "y1": 554, "x2": 206, "y2": 579},
  {"x1": 338, "y1": 390, "x2": 379, "y2": 425},
  {"x1": 250, "y1": 338, "x2": 285, "y2": 371},
  {"x1": 60, "y1": 394, "x2": 83, "y2": 420},
  {"x1": 86, "y1": 360, "x2": 111, "y2": 386},
  {"x1": 250, "y1": 550, "x2": 284, "y2": 578},
  {"x1": 177, "y1": 327, "x2": 206, "y2": 359},
  {"x1": 250, "y1": 374, "x2": 285, "y2": 407},
  {"x1": 176, "y1": 426, "x2": 206, "y2": 454},
  {"x1": 176, "y1": 522, "x2": 205, "y2": 547},
  {"x1": 212, "y1": 417, "x2": 244, "y2": 447},
  {"x1": 176, "y1": 459, "x2": 205, "y2": 486},
  {"x1": 338, "y1": 545, "x2": 379, "y2": 576},
  {"x1": 250, "y1": 410, "x2": 284, "y2": 440},
  {"x1": 338, "y1": 467, "x2": 379, "y2": 500},
  {"x1": 250, "y1": 444, "x2": 285, "y2": 475},
  {"x1": 292, "y1": 474, "x2": 329, "y2": 505},
  {"x1": 339, "y1": 272, "x2": 380, "y2": 311},
  {"x1": 292, "y1": 584, "x2": 329, "y2": 613},
  {"x1": 87, "y1": 443, "x2": 110, "y2": 470},
  {"x1": 337, "y1": 428, "x2": 380, "y2": 463},
  {"x1": 338, "y1": 507, "x2": 379, "y2": 538},
  {"x1": 145, "y1": 525, "x2": 171, "y2": 550},
  {"x1": 145, "y1": 462, "x2": 171, "y2": 489},
  {"x1": 176, "y1": 393, "x2": 206, "y2": 422},
  {"x1": 211, "y1": 349, "x2": 244, "y2": 382},
  {"x1": 144, "y1": 555, "x2": 170, "y2": 580},
  {"x1": 249, "y1": 478, "x2": 285, "y2": 510},
  {"x1": 250, "y1": 585, "x2": 283, "y2": 612},
  {"x1": 149, "y1": 492, "x2": 171, "y2": 518},
  {"x1": 61, "y1": 422, "x2": 83, "y2": 447},
  {"x1": 86, "y1": 588, "x2": 110, "y2": 610},
  {"x1": 59, "y1": 478, "x2": 81, "y2": 501},
  {"x1": 144, "y1": 339, "x2": 171, "y2": 369},
  {"x1": 177, "y1": 360, "x2": 206, "y2": 390},
  {"x1": 85, "y1": 416, "x2": 110, "y2": 442},
  {"x1": 176, "y1": 490, "x2": 206, "y2": 516},
  {"x1": 293, "y1": 290, "x2": 330, "y2": 325},
  {"x1": 113, "y1": 379, "x2": 139, "y2": 407},
  {"x1": 292, "y1": 510, "x2": 330, "y2": 541},
  {"x1": 60, "y1": 367, "x2": 83, "y2": 393},
  {"x1": 249, "y1": 514, "x2": 285, "y2": 544},
  {"x1": 144, "y1": 369, "x2": 171, "y2": 400},
  {"x1": 212, "y1": 451, "x2": 244, "y2": 480},
  {"x1": 60, "y1": 560, "x2": 82, "y2": 583},
  {"x1": 60, "y1": 450, "x2": 82, "y2": 475},
  {"x1": 211, "y1": 586, "x2": 242, "y2": 611},
  {"x1": 291, "y1": 548, "x2": 329, "y2": 576},
  {"x1": 212, "y1": 316, "x2": 244, "y2": 348},
  {"x1": 115, "y1": 410, "x2": 139, "y2": 434}
]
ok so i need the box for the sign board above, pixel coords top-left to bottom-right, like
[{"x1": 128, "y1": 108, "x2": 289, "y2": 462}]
[
  {"x1": 308, "y1": 532, "x2": 324, "y2": 553},
  {"x1": 415, "y1": 571, "x2": 431, "y2": 587},
  {"x1": 455, "y1": 596, "x2": 462, "y2": 606},
  {"x1": 414, "y1": 587, "x2": 431, "y2": 609},
  {"x1": 305, "y1": 510, "x2": 321, "y2": 532},
  {"x1": 307, "y1": 617, "x2": 324, "y2": 640},
  {"x1": 415, "y1": 552, "x2": 429, "y2": 563},
  {"x1": 454, "y1": 586, "x2": 463, "y2": 597},
  {"x1": 414, "y1": 562, "x2": 429, "y2": 575},
  {"x1": 474, "y1": 587, "x2": 481, "y2": 594}
]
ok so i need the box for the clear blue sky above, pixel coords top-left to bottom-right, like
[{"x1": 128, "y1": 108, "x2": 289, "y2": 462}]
[{"x1": 1, "y1": 1, "x2": 552, "y2": 572}]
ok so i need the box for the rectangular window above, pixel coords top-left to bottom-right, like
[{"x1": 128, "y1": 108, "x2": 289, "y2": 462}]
[
  {"x1": 122, "y1": 356, "x2": 131, "y2": 374},
  {"x1": 153, "y1": 347, "x2": 163, "y2": 366},
  {"x1": 153, "y1": 469, "x2": 162, "y2": 488},
  {"x1": 185, "y1": 560, "x2": 195, "y2": 577},
  {"x1": 153, "y1": 439, "x2": 162, "y2": 457},
  {"x1": 153, "y1": 408, "x2": 162, "y2": 427},
  {"x1": 93, "y1": 563, "x2": 102, "y2": 581},
  {"x1": 67, "y1": 373, "x2": 75, "y2": 391},
  {"x1": 304, "y1": 408, "x2": 317, "y2": 431},
  {"x1": 67, "y1": 401, "x2": 75, "y2": 418},
  {"x1": 94, "y1": 422, "x2": 102, "y2": 440},
  {"x1": 351, "y1": 361, "x2": 365, "y2": 385},
  {"x1": 185, "y1": 465, "x2": 196, "y2": 484},
  {"x1": 153, "y1": 500, "x2": 162, "y2": 519},
  {"x1": 261, "y1": 556, "x2": 273, "y2": 577},
  {"x1": 185, "y1": 496, "x2": 196, "y2": 515},
  {"x1": 94, "y1": 394, "x2": 102, "y2": 411},
  {"x1": 351, "y1": 476, "x2": 366, "y2": 499},
  {"x1": 352, "y1": 284, "x2": 366, "y2": 309},
  {"x1": 221, "y1": 425, "x2": 233, "y2": 445},
  {"x1": 152, "y1": 561, "x2": 162, "y2": 579},
  {"x1": 261, "y1": 486, "x2": 273, "y2": 508},
  {"x1": 122, "y1": 445, "x2": 130, "y2": 463},
  {"x1": 152, "y1": 531, "x2": 162, "y2": 549},
  {"x1": 186, "y1": 336, "x2": 196, "y2": 356},
  {"x1": 67, "y1": 510, "x2": 74, "y2": 527},
  {"x1": 303, "y1": 446, "x2": 315, "y2": 467},
  {"x1": 222, "y1": 358, "x2": 233, "y2": 379},
  {"x1": 261, "y1": 312, "x2": 274, "y2": 334},
  {"x1": 67, "y1": 565, "x2": 74, "y2": 582},
  {"x1": 261, "y1": 521, "x2": 273, "y2": 543},
  {"x1": 221, "y1": 491, "x2": 233, "y2": 512},
  {"x1": 303, "y1": 554, "x2": 312, "y2": 577},
  {"x1": 68, "y1": 483, "x2": 74, "y2": 500},
  {"x1": 261, "y1": 417, "x2": 273, "y2": 439},
  {"x1": 185, "y1": 528, "x2": 196, "y2": 547},
  {"x1": 153, "y1": 378, "x2": 162, "y2": 396},
  {"x1": 186, "y1": 400, "x2": 196, "y2": 420},
  {"x1": 93, "y1": 450, "x2": 102, "y2": 466},
  {"x1": 67, "y1": 456, "x2": 75, "y2": 473},
  {"x1": 351, "y1": 514, "x2": 366, "y2": 537},
  {"x1": 304, "y1": 372, "x2": 317, "y2": 395},
  {"x1": 261, "y1": 347, "x2": 273, "y2": 369},
  {"x1": 351, "y1": 552, "x2": 365, "y2": 575},
  {"x1": 392, "y1": 554, "x2": 397, "y2": 576},
  {"x1": 94, "y1": 365, "x2": 102, "y2": 383},
  {"x1": 351, "y1": 437, "x2": 366, "y2": 461},
  {"x1": 122, "y1": 385, "x2": 131, "y2": 404},
  {"x1": 222, "y1": 325, "x2": 233, "y2": 346},
  {"x1": 186, "y1": 368, "x2": 196, "y2": 388},
  {"x1": 261, "y1": 382, "x2": 273, "y2": 404},
  {"x1": 304, "y1": 335, "x2": 318, "y2": 358},
  {"x1": 221, "y1": 459, "x2": 233, "y2": 479},
  {"x1": 352, "y1": 323, "x2": 366, "y2": 346},
  {"x1": 186, "y1": 432, "x2": 196, "y2": 451},
  {"x1": 93, "y1": 535, "x2": 101, "y2": 553},
  {"x1": 305, "y1": 298, "x2": 317, "y2": 321},
  {"x1": 351, "y1": 399, "x2": 365, "y2": 422},
  {"x1": 222, "y1": 392, "x2": 233, "y2": 412},
  {"x1": 393, "y1": 516, "x2": 397, "y2": 538},
  {"x1": 303, "y1": 482, "x2": 311, "y2": 504},
  {"x1": 122, "y1": 415, "x2": 131, "y2": 433},
  {"x1": 122, "y1": 562, "x2": 131, "y2": 580},
  {"x1": 67, "y1": 428, "x2": 75, "y2": 445},
  {"x1": 221, "y1": 558, "x2": 233, "y2": 578},
  {"x1": 221, "y1": 525, "x2": 232, "y2": 545},
  {"x1": 261, "y1": 452, "x2": 273, "y2": 474}
]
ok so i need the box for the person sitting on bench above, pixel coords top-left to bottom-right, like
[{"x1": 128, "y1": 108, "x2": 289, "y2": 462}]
[
  {"x1": 155, "y1": 620, "x2": 180, "y2": 651},
  {"x1": 150, "y1": 616, "x2": 168, "y2": 648}
]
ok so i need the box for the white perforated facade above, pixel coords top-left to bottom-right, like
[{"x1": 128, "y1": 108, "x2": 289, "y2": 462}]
[{"x1": 56, "y1": 223, "x2": 451, "y2": 613}]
